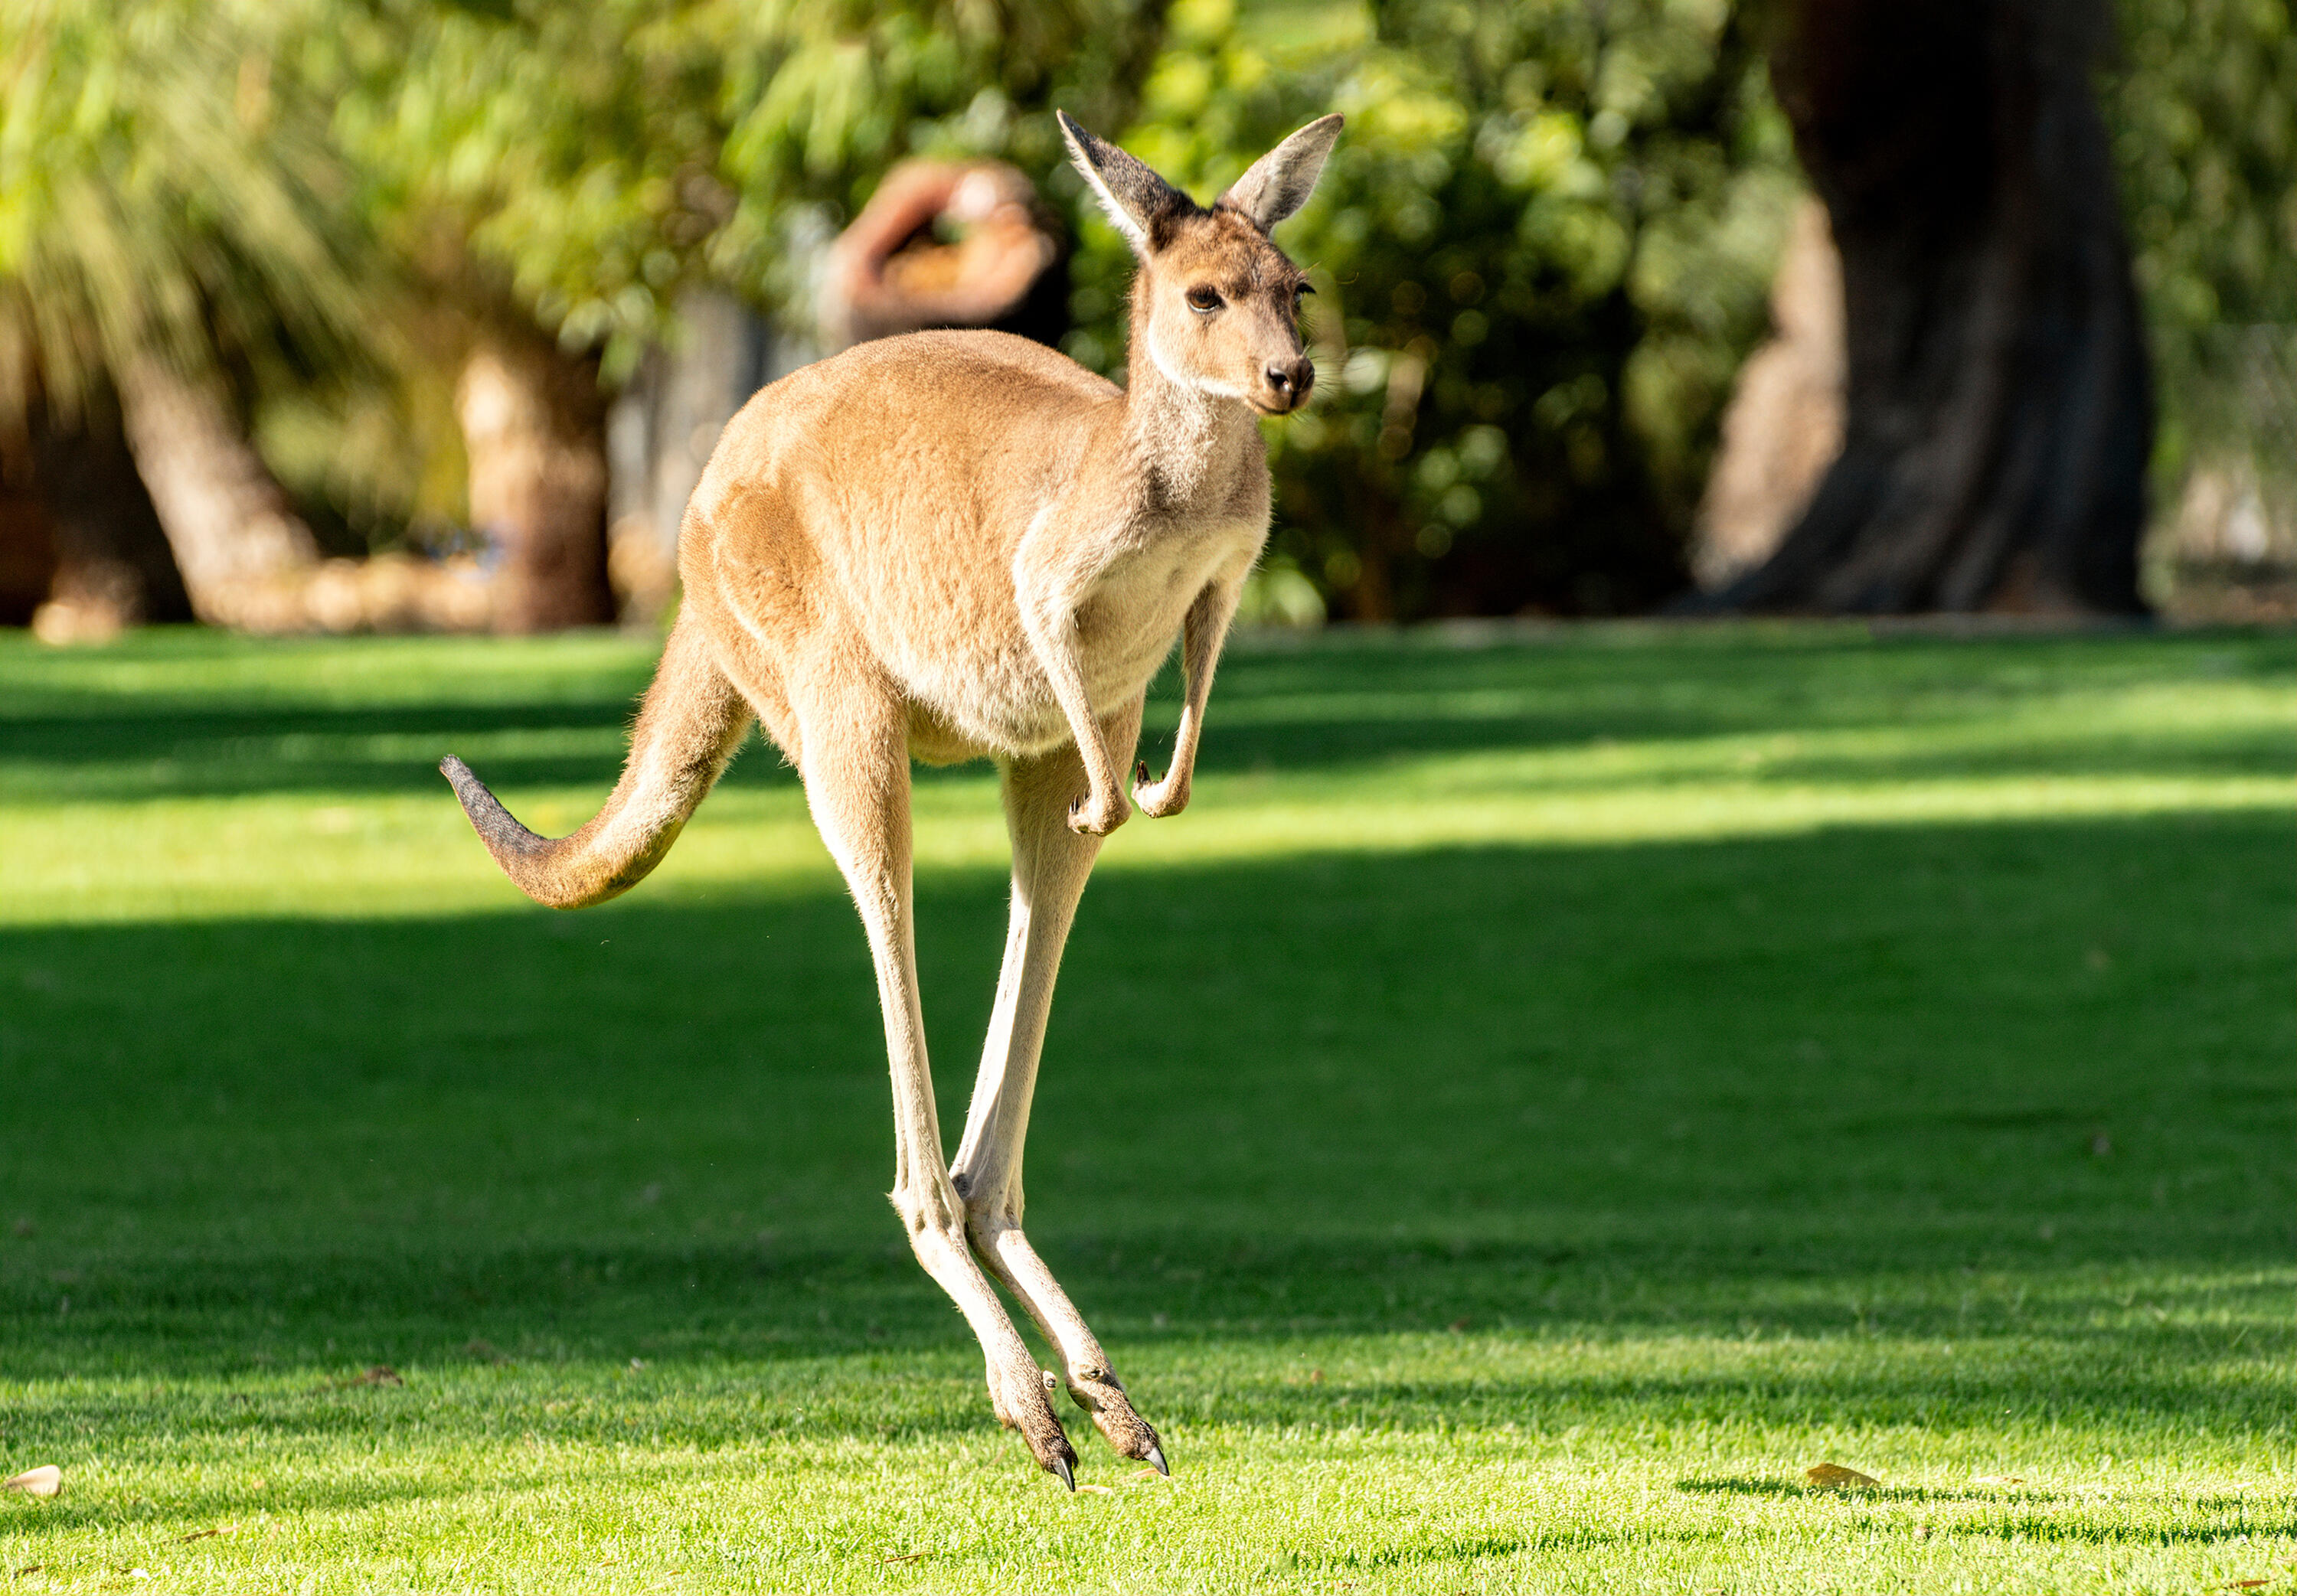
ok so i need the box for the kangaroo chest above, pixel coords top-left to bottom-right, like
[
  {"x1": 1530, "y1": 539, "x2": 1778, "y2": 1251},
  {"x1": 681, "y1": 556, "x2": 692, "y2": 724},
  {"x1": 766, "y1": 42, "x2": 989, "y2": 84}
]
[{"x1": 1078, "y1": 514, "x2": 1261, "y2": 684}]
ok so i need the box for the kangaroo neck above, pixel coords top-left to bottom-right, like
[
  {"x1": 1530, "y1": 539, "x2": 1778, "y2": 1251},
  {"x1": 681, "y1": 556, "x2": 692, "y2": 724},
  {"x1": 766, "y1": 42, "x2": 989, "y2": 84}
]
[{"x1": 1119, "y1": 292, "x2": 1260, "y2": 515}]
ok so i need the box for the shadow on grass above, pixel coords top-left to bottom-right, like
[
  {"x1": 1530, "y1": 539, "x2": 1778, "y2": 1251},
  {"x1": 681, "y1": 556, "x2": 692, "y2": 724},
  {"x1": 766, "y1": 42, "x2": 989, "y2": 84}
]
[
  {"x1": 2, "y1": 815, "x2": 2289, "y2": 1476},
  {"x1": 6, "y1": 631, "x2": 2289, "y2": 802}
]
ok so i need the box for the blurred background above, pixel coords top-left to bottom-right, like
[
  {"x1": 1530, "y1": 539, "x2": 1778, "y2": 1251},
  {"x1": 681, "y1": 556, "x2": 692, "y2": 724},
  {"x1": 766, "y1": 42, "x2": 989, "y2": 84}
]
[{"x1": 0, "y1": 0, "x2": 2290, "y2": 642}]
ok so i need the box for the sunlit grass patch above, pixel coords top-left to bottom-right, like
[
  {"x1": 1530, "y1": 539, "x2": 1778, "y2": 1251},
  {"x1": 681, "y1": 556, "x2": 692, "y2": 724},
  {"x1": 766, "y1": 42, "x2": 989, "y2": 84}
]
[{"x1": 1, "y1": 622, "x2": 2290, "y2": 1592}]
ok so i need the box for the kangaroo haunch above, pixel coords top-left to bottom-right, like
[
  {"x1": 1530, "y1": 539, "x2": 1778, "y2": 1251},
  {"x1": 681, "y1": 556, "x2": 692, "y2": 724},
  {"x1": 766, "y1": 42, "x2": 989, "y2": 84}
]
[{"x1": 442, "y1": 111, "x2": 1342, "y2": 1489}]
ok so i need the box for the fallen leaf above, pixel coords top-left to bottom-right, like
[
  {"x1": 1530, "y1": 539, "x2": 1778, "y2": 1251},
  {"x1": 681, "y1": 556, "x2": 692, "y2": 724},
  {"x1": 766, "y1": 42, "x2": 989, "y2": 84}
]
[
  {"x1": 1804, "y1": 1463, "x2": 1880, "y2": 1490},
  {"x1": 177, "y1": 1526, "x2": 230, "y2": 1543},
  {"x1": 2, "y1": 1465, "x2": 62, "y2": 1498},
  {"x1": 880, "y1": 1551, "x2": 926, "y2": 1564},
  {"x1": 1309, "y1": 1368, "x2": 1325, "y2": 1384},
  {"x1": 1126, "y1": 1468, "x2": 1174, "y2": 1485},
  {"x1": 11, "y1": 1565, "x2": 40, "y2": 1576},
  {"x1": 347, "y1": 1366, "x2": 402, "y2": 1387},
  {"x1": 1075, "y1": 1483, "x2": 1113, "y2": 1495},
  {"x1": 1447, "y1": 1317, "x2": 1472, "y2": 1333},
  {"x1": 1972, "y1": 1474, "x2": 2026, "y2": 1486},
  {"x1": 2219, "y1": 1581, "x2": 2273, "y2": 1590}
]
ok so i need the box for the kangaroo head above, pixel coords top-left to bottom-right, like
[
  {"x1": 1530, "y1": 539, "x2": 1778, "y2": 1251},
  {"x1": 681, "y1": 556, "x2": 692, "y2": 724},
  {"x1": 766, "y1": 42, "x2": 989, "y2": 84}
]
[{"x1": 1059, "y1": 111, "x2": 1343, "y2": 416}]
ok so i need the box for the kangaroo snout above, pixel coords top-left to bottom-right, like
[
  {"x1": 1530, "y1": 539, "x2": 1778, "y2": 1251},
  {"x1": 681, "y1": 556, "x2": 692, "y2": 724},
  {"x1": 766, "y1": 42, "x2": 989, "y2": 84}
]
[{"x1": 1261, "y1": 356, "x2": 1313, "y2": 413}]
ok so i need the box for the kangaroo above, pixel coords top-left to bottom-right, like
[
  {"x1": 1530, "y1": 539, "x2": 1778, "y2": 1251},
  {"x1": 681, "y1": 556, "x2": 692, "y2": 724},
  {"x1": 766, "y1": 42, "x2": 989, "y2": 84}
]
[{"x1": 439, "y1": 111, "x2": 1341, "y2": 1488}]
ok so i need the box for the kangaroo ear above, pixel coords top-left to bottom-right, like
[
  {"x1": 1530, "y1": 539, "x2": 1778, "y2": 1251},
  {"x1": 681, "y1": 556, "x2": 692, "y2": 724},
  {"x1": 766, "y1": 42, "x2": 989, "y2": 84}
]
[
  {"x1": 1217, "y1": 114, "x2": 1344, "y2": 232},
  {"x1": 1057, "y1": 109, "x2": 1185, "y2": 254}
]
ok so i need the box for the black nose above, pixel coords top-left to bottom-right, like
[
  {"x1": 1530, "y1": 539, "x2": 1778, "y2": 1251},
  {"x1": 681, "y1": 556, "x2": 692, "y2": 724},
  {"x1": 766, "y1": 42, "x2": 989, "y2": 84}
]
[{"x1": 1264, "y1": 358, "x2": 1314, "y2": 409}]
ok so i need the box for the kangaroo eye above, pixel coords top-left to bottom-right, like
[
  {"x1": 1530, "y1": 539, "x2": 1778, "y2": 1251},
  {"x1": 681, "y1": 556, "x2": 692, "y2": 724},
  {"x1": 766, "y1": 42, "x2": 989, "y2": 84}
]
[{"x1": 1185, "y1": 286, "x2": 1223, "y2": 313}]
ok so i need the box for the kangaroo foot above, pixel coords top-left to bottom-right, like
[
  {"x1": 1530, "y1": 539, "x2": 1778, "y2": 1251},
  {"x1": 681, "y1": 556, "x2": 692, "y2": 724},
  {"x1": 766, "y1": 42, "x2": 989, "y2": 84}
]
[
  {"x1": 992, "y1": 1363, "x2": 1079, "y2": 1488},
  {"x1": 1065, "y1": 1364, "x2": 1167, "y2": 1471},
  {"x1": 1131, "y1": 759, "x2": 1190, "y2": 818}
]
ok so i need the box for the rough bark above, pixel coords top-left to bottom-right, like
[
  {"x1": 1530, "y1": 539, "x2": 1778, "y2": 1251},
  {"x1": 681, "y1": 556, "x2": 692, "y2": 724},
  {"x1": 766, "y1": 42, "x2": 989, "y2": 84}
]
[
  {"x1": 25, "y1": 403, "x2": 194, "y2": 639},
  {"x1": 457, "y1": 337, "x2": 614, "y2": 634},
  {"x1": 115, "y1": 356, "x2": 322, "y2": 627},
  {"x1": 1712, "y1": 0, "x2": 2153, "y2": 615}
]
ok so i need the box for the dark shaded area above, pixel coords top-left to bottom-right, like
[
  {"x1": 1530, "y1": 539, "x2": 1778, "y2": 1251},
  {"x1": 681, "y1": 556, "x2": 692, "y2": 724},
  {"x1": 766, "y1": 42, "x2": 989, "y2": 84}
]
[
  {"x1": 1711, "y1": 0, "x2": 2154, "y2": 614},
  {"x1": 2, "y1": 814, "x2": 2288, "y2": 1391},
  {"x1": 11, "y1": 400, "x2": 194, "y2": 626},
  {"x1": 6, "y1": 628, "x2": 2289, "y2": 801}
]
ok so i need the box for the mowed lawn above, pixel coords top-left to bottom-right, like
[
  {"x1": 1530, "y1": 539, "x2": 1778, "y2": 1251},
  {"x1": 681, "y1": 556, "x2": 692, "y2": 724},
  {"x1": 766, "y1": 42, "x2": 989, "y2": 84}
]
[{"x1": 0, "y1": 622, "x2": 2290, "y2": 1594}]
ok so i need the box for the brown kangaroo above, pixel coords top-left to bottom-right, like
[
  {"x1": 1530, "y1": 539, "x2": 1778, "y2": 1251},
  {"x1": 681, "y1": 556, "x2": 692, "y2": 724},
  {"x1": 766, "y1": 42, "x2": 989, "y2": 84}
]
[{"x1": 441, "y1": 110, "x2": 1342, "y2": 1488}]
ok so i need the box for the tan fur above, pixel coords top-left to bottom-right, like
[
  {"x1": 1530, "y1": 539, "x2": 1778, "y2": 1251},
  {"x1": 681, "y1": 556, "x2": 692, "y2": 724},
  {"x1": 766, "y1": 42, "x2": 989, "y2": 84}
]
[{"x1": 442, "y1": 113, "x2": 1342, "y2": 1487}]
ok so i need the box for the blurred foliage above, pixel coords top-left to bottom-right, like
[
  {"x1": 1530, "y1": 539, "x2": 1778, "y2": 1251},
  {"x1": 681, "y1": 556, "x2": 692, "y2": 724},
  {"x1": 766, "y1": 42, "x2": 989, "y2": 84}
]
[
  {"x1": 332, "y1": 0, "x2": 1161, "y2": 379},
  {"x1": 1064, "y1": 0, "x2": 1800, "y2": 618},
  {"x1": 1, "y1": 0, "x2": 2289, "y2": 615},
  {"x1": 0, "y1": 0, "x2": 371, "y2": 427},
  {"x1": 2104, "y1": 0, "x2": 2296, "y2": 480}
]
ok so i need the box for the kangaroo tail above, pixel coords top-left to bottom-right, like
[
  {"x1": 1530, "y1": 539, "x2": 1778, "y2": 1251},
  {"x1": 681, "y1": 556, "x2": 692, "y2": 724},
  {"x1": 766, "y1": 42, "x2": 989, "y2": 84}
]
[{"x1": 442, "y1": 615, "x2": 750, "y2": 909}]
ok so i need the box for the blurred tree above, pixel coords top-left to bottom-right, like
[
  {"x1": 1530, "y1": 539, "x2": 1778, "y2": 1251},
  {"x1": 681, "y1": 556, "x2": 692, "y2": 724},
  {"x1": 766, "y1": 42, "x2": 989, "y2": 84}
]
[
  {"x1": 328, "y1": 0, "x2": 1161, "y2": 628},
  {"x1": 1704, "y1": 0, "x2": 2155, "y2": 614},
  {"x1": 1063, "y1": 0, "x2": 1799, "y2": 620},
  {"x1": 0, "y1": 0, "x2": 365, "y2": 628}
]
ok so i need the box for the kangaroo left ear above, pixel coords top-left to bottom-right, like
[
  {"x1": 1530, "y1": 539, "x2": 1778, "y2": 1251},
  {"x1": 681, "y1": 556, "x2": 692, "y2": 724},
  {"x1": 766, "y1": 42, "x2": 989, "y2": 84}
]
[
  {"x1": 1217, "y1": 114, "x2": 1345, "y2": 233},
  {"x1": 1058, "y1": 109, "x2": 1188, "y2": 255}
]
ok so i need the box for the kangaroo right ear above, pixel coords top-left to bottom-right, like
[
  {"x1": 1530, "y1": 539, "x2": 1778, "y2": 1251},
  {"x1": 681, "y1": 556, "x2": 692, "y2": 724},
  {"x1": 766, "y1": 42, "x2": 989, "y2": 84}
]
[{"x1": 1057, "y1": 110, "x2": 1184, "y2": 255}]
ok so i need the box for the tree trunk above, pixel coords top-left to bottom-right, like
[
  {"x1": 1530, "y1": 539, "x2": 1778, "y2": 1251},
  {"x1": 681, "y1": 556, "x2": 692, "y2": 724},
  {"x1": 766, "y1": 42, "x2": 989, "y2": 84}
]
[
  {"x1": 25, "y1": 401, "x2": 194, "y2": 640},
  {"x1": 457, "y1": 338, "x2": 613, "y2": 634},
  {"x1": 1713, "y1": 0, "x2": 2153, "y2": 615},
  {"x1": 606, "y1": 289, "x2": 788, "y2": 628},
  {"x1": 116, "y1": 356, "x2": 322, "y2": 628},
  {"x1": 1691, "y1": 197, "x2": 1846, "y2": 590}
]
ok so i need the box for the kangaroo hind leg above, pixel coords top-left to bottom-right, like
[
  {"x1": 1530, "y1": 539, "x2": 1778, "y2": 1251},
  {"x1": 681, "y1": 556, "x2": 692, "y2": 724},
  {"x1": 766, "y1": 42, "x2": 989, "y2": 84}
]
[
  {"x1": 949, "y1": 698, "x2": 1167, "y2": 1471},
  {"x1": 792, "y1": 670, "x2": 1078, "y2": 1487}
]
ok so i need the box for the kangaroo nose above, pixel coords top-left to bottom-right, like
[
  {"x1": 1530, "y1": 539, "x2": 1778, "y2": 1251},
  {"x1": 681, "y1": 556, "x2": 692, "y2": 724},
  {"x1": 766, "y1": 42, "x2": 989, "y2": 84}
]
[{"x1": 1263, "y1": 358, "x2": 1314, "y2": 410}]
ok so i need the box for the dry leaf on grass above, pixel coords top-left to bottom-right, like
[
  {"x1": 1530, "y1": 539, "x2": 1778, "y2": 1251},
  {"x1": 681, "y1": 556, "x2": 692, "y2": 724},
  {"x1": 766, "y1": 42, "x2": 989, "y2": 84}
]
[
  {"x1": 345, "y1": 1366, "x2": 402, "y2": 1388},
  {"x1": 176, "y1": 1526, "x2": 230, "y2": 1543},
  {"x1": 3, "y1": 1465, "x2": 62, "y2": 1498},
  {"x1": 1075, "y1": 1483, "x2": 1113, "y2": 1495},
  {"x1": 1126, "y1": 1468, "x2": 1175, "y2": 1487},
  {"x1": 1804, "y1": 1463, "x2": 1880, "y2": 1490},
  {"x1": 1972, "y1": 1474, "x2": 2026, "y2": 1486},
  {"x1": 880, "y1": 1552, "x2": 926, "y2": 1565},
  {"x1": 2218, "y1": 1581, "x2": 2276, "y2": 1590}
]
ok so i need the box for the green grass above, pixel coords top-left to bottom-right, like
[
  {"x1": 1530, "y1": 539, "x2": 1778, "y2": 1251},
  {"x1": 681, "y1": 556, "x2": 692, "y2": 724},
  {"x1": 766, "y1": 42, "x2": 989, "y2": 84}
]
[{"x1": 0, "y1": 621, "x2": 2290, "y2": 1593}]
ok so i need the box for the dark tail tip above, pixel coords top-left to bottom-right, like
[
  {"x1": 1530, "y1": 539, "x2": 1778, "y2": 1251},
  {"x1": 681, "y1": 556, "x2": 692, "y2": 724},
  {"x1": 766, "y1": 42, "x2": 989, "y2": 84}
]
[{"x1": 439, "y1": 755, "x2": 547, "y2": 863}]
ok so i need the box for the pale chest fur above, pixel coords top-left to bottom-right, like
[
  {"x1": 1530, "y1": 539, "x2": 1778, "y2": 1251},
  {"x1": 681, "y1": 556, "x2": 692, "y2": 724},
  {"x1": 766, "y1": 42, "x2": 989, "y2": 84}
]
[{"x1": 1075, "y1": 508, "x2": 1266, "y2": 701}]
